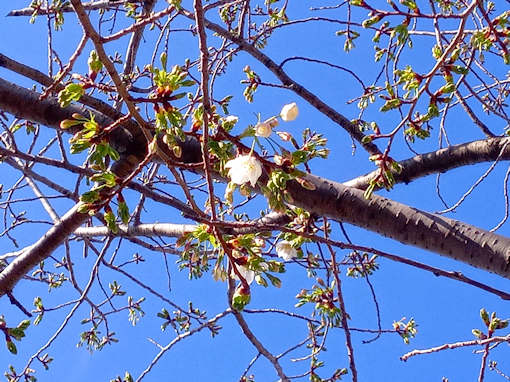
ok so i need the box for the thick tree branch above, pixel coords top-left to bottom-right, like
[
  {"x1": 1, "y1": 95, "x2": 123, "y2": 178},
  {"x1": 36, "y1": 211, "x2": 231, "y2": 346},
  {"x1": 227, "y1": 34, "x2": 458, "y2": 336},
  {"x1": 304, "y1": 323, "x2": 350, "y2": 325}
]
[
  {"x1": 0, "y1": 76, "x2": 144, "y2": 167},
  {"x1": 0, "y1": 53, "x2": 129, "y2": 125},
  {"x1": 3, "y1": 73, "x2": 509, "y2": 194},
  {"x1": 345, "y1": 137, "x2": 510, "y2": 190},
  {"x1": 289, "y1": 173, "x2": 510, "y2": 277}
]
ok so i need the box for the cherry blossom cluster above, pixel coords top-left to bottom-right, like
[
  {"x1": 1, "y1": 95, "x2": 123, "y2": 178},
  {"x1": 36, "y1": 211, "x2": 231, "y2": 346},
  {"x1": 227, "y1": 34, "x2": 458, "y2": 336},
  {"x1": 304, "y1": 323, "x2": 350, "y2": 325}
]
[
  {"x1": 225, "y1": 102, "x2": 298, "y2": 188},
  {"x1": 224, "y1": 103, "x2": 300, "y2": 288}
]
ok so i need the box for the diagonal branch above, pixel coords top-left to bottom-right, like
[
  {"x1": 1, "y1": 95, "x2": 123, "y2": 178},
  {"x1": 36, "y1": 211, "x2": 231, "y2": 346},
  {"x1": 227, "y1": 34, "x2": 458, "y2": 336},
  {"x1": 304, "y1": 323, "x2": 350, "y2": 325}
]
[
  {"x1": 233, "y1": 309, "x2": 290, "y2": 382},
  {"x1": 179, "y1": 8, "x2": 381, "y2": 156},
  {"x1": 0, "y1": 204, "x2": 89, "y2": 296}
]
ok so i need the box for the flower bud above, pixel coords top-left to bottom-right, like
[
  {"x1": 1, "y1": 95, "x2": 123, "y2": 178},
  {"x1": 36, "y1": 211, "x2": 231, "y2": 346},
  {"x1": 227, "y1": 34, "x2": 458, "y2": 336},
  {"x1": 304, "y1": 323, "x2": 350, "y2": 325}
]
[
  {"x1": 265, "y1": 116, "x2": 279, "y2": 128},
  {"x1": 280, "y1": 102, "x2": 299, "y2": 121},
  {"x1": 276, "y1": 131, "x2": 292, "y2": 141}
]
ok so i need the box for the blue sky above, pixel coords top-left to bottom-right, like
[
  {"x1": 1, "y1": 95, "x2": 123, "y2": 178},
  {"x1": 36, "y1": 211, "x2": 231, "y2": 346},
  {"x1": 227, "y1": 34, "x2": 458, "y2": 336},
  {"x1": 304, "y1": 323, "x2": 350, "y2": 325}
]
[{"x1": 0, "y1": 1, "x2": 509, "y2": 381}]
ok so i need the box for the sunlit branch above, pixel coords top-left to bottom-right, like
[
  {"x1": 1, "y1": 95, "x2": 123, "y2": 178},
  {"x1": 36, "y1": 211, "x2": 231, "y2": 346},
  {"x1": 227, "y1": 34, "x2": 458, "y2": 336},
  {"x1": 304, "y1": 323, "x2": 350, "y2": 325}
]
[
  {"x1": 6, "y1": 1, "x2": 125, "y2": 16},
  {"x1": 400, "y1": 334, "x2": 510, "y2": 362},
  {"x1": 74, "y1": 223, "x2": 196, "y2": 238},
  {"x1": 233, "y1": 310, "x2": 290, "y2": 382}
]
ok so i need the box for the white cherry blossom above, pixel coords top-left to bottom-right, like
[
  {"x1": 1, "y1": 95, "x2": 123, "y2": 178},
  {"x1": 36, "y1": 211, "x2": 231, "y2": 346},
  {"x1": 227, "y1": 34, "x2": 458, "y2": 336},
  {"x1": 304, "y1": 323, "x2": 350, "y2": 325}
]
[
  {"x1": 276, "y1": 241, "x2": 298, "y2": 261},
  {"x1": 224, "y1": 115, "x2": 238, "y2": 124},
  {"x1": 255, "y1": 121, "x2": 272, "y2": 137},
  {"x1": 232, "y1": 265, "x2": 255, "y2": 284},
  {"x1": 255, "y1": 117, "x2": 279, "y2": 138},
  {"x1": 225, "y1": 155, "x2": 262, "y2": 187}
]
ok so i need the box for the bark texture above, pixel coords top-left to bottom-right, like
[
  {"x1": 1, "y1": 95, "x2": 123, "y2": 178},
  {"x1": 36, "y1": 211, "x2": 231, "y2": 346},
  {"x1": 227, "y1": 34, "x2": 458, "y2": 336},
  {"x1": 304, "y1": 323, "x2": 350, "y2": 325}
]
[{"x1": 290, "y1": 174, "x2": 510, "y2": 277}]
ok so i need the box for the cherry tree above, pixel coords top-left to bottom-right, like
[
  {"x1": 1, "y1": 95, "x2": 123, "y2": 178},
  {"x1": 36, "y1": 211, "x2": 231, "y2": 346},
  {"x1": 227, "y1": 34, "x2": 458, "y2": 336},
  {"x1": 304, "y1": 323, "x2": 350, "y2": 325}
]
[{"x1": 0, "y1": 0, "x2": 509, "y2": 381}]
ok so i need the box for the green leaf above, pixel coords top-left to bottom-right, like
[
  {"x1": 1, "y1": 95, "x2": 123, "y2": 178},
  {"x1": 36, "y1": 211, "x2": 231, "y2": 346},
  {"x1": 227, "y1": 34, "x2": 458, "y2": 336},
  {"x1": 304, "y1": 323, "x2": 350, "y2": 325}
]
[
  {"x1": 232, "y1": 286, "x2": 251, "y2": 311},
  {"x1": 8, "y1": 328, "x2": 25, "y2": 341},
  {"x1": 380, "y1": 98, "x2": 402, "y2": 112},
  {"x1": 80, "y1": 190, "x2": 99, "y2": 204},
  {"x1": 77, "y1": 203, "x2": 94, "y2": 214},
  {"x1": 34, "y1": 314, "x2": 43, "y2": 326},
  {"x1": 179, "y1": 80, "x2": 195, "y2": 87},
  {"x1": 105, "y1": 210, "x2": 118, "y2": 234},
  {"x1": 432, "y1": 45, "x2": 442, "y2": 59},
  {"x1": 90, "y1": 172, "x2": 117, "y2": 188},
  {"x1": 10, "y1": 124, "x2": 23, "y2": 133},
  {"x1": 17, "y1": 320, "x2": 30, "y2": 331},
  {"x1": 400, "y1": 0, "x2": 417, "y2": 10},
  {"x1": 70, "y1": 141, "x2": 91, "y2": 154},
  {"x1": 480, "y1": 308, "x2": 490, "y2": 326},
  {"x1": 60, "y1": 119, "x2": 82, "y2": 130},
  {"x1": 6, "y1": 340, "x2": 17, "y2": 354},
  {"x1": 160, "y1": 52, "x2": 168, "y2": 70},
  {"x1": 439, "y1": 82, "x2": 456, "y2": 94},
  {"x1": 87, "y1": 50, "x2": 103, "y2": 73},
  {"x1": 362, "y1": 15, "x2": 380, "y2": 28},
  {"x1": 58, "y1": 83, "x2": 85, "y2": 107},
  {"x1": 266, "y1": 273, "x2": 282, "y2": 288},
  {"x1": 118, "y1": 201, "x2": 130, "y2": 225}
]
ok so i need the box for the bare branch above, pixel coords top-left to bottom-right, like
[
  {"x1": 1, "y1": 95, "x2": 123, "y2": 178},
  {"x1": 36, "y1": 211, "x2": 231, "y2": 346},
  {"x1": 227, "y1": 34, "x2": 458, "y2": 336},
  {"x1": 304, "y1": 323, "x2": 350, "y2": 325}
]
[
  {"x1": 74, "y1": 223, "x2": 196, "y2": 238},
  {"x1": 7, "y1": 1, "x2": 125, "y2": 16},
  {"x1": 233, "y1": 310, "x2": 290, "y2": 382},
  {"x1": 179, "y1": 8, "x2": 382, "y2": 156},
  {"x1": 401, "y1": 335, "x2": 510, "y2": 361}
]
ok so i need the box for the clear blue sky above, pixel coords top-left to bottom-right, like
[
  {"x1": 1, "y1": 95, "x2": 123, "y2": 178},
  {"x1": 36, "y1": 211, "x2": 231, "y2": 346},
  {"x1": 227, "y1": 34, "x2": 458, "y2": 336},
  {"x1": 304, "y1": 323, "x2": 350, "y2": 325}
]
[{"x1": 0, "y1": 1, "x2": 509, "y2": 381}]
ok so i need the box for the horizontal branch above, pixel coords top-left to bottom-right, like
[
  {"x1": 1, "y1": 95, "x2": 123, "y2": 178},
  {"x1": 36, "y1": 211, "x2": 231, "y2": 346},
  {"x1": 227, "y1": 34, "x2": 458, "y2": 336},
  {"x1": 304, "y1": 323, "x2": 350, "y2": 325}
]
[
  {"x1": 74, "y1": 223, "x2": 196, "y2": 237},
  {"x1": 6, "y1": 1, "x2": 124, "y2": 16},
  {"x1": 400, "y1": 334, "x2": 510, "y2": 361},
  {"x1": 288, "y1": 173, "x2": 510, "y2": 278},
  {"x1": 345, "y1": 137, "x2": 510, "y2": 190}
]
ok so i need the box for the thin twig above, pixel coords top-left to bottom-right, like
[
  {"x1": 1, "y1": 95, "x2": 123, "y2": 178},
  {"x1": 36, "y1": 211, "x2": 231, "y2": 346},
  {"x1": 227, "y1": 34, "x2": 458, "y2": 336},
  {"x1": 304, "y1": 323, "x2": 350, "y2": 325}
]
[
  {"x1": 136, "y1": 309, "x2": 231, "y2": 381},
  {"x1": 401, "y1": 335, "x2": 510, "y2": 361}
]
